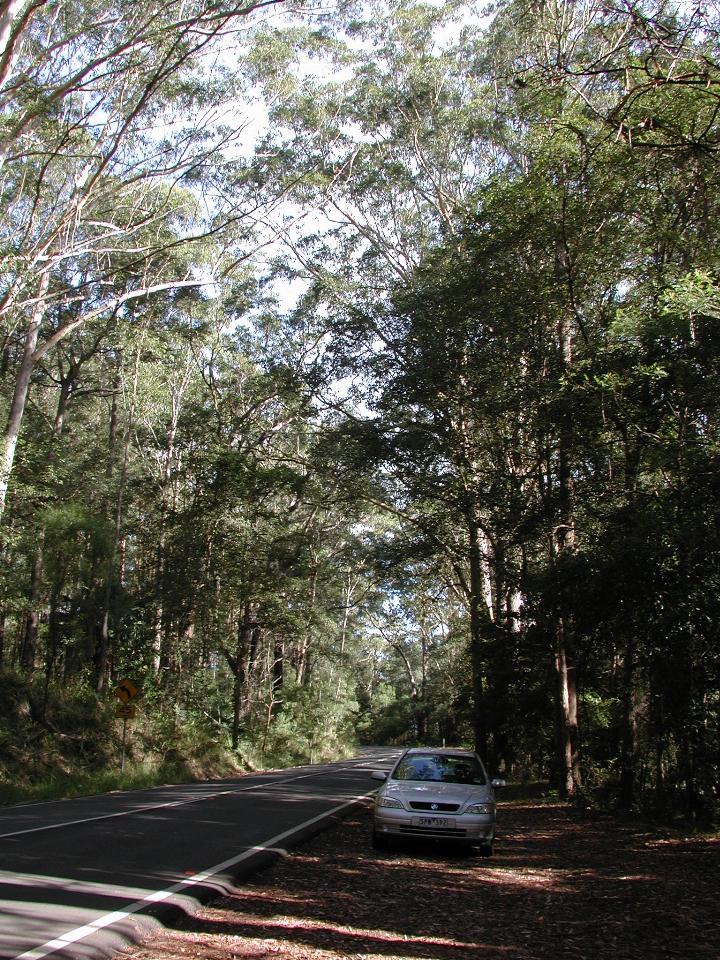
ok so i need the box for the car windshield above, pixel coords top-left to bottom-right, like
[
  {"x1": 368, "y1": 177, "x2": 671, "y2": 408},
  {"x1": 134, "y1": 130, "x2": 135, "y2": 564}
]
[{"x1": 391, "y1": 754, "x2": 486, "y2": 785}]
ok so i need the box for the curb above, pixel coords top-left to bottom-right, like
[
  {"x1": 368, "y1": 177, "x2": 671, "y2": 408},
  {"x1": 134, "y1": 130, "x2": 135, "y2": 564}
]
[{"x1": 81, "y1": 795, "x2": 375, "y2": 960}]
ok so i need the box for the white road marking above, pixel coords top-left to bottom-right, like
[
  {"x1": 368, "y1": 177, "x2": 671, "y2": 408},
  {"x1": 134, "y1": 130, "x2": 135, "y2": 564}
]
[
  {"x1": 12, "y1": 789, "x2": 374, "y2": 960},
  {"x1": 0, "y1": 772, "x2": 319, "y2": 840},
  {"x1": 0, "y1": 755, "x2": 387, "y2": 841}
]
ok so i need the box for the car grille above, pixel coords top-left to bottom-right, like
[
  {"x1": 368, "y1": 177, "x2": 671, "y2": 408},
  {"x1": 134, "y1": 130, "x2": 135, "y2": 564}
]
[
  {"x1": 400, "y1": 825, "x2": 467, "y2": 837},
  {"x1": 408, "y1": 802, "x2": 460, "y2": 812}
]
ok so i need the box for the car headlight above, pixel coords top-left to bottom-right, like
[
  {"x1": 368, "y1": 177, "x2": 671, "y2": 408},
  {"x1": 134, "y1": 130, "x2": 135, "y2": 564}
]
[
  {"x1": 377, "y1": 795, "x2": 404, "y2": 809},
  {"x1": 465, "y1": 802, "x2": 494, "y2": 815}
]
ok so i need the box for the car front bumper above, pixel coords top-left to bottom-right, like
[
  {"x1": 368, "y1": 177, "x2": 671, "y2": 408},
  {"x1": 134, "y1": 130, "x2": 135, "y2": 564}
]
[{"x1": 373, "y1": 808, "x2": 495, "y2": 842}]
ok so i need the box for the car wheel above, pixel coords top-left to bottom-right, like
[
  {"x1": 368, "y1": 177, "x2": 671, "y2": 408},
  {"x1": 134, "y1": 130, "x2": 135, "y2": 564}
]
[
  {"x1": 372, "y1": 828, "x2": 390, "y2": 850},
  {"x1": 478, "y1": 839, "x2": 494, "y2": 858}
]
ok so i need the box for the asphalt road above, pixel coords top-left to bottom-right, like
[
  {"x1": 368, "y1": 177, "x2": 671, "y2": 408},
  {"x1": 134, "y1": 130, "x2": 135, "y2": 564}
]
[{"x1": 0, "y1": 748, "x2": 401, "y2": 960}]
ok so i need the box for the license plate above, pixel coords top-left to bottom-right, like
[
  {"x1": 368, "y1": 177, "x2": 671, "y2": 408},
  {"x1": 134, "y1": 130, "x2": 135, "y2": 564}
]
[{"x1": 412, "y1": 816, "x2": 450, "y2": 828}]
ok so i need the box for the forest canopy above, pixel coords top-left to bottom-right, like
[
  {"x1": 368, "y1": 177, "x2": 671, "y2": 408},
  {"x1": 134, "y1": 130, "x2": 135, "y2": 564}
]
[{"x1": 0, "y1": 0, "x2": 718, "y2": 822}]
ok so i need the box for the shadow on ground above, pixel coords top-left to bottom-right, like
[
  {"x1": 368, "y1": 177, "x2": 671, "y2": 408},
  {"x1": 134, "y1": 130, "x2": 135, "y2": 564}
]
[{"x1": 124, "y1": 799, "x2": 720, "y2": 960}]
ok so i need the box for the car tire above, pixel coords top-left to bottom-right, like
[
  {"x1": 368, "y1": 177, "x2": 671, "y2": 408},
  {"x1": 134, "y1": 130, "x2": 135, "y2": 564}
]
[
  {"x1": 372, "y1": 828, "x2": 390, "y2": 850},
  {"x1": 478, "y1": 839, "x2": 494, "y2": 858}
]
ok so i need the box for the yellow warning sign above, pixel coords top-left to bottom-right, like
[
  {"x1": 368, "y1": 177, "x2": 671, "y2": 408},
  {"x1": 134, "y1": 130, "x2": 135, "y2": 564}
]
[
  {"x1": 115, "y1": 702, "x2": 136, "y2": 720},
  {"x1": 114, "y1": 679, "x2": 138, "y2": 703}
]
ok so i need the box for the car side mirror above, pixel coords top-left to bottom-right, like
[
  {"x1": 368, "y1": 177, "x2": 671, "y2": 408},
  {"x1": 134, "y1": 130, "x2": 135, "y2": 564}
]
[
  {"x1": 491, "y1": 778, "x2": 506, "y2": 789},
  {"x1": 371, "y1": 770, "x2": 388, "y2": 781}
]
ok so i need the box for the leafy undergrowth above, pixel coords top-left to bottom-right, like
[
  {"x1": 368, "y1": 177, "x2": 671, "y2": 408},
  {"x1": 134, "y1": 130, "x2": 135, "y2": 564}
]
[
  {"x1": 123, "y1": 799, "x2": 719, "y2": 960},
  {"x1": 0, "y1": 670, "x2": 248, "y2": 805}
]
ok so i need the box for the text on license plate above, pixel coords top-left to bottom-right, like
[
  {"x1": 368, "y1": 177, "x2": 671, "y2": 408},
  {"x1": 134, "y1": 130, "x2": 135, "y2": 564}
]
[{"x1": 412, "y1": 816, "x2": 450, "y2": 828}]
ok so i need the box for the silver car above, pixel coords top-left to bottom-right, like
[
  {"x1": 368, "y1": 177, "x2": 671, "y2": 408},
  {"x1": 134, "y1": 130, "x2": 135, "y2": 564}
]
[{"x1": 371, "y1": 747, "x2": 504, "y2": 857}]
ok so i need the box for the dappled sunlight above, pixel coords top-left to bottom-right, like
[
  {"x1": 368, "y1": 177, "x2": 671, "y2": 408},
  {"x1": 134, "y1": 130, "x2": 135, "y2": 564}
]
[
  {"x1": 120, "y1": 801, "x2": 720, "y2": 960},
  {"x1": 215, "y1": 911, "x2": 505, "y2": 955},
  {"x1": 478, "y1": 866, "x2": 567, "y2": 889},
  {"x1": 642, "y1": 836, "x2": 720, "y2": 851},
  {"x1": 613, "y1": 875, "x2": 658, "y2": 883},
  {"x1": 132, "y1": 912, "x2": 517, "y2": 960}
]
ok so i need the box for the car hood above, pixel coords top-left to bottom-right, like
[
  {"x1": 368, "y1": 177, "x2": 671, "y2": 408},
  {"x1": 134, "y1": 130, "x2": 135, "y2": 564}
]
[{"x1": 380, "y1": 780, "x2": 493, "y2": 805}]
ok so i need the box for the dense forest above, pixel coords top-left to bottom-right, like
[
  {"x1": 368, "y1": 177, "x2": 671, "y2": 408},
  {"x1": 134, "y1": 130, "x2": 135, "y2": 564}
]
[{"x1": 0, "y1": 0, "x2": 717, "y2": 822}]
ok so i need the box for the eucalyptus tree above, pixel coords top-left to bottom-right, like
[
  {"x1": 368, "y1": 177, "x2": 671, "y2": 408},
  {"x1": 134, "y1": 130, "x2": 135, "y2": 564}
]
[
  {"x1": 243, "y1": 0, "x2": 512, "y2": 307},
  {"x1": 113, "y1": 303, "x2": 369, "y2": 756},
  {"x1": 463, "y1": 0, "x2": 720, "y2": 810},
  {"x1": 241, "y1": 0, "x2": 521, "y2": 756},
  {"x1": 0, "y1": 0, "x2": 294, "y2": 524},
  {"x1": 248, "y1": 0, "x2": 720, "y2": 802},
  {"x1": 243, "y1": 0, "x2": 617, "y2": 780}
]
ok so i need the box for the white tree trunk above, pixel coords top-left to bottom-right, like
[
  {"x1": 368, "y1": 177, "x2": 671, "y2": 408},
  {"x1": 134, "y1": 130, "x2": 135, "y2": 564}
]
[{"x1": 0, "y1": 273, "x2": 48, "y2": 520}]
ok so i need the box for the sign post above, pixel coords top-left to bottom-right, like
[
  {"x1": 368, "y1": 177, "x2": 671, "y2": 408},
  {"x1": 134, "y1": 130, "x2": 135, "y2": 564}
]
[{"x1": 114, "y1": 680, "x2": 139, "y2": 774}]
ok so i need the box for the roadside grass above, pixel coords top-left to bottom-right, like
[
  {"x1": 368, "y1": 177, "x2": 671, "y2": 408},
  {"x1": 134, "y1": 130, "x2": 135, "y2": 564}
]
[
  {"x1": 0, "y1": 749, "x2": 557, "y2": 810},
  {"x1": 0, "y1": 759, "x2": 203, "y2": 807},
  {"x1": 0, "y1": 734, "x2": 355, "y2": 808},
  {"x1": 0, "y1": 668, "x2": 360, "y2": 808}
]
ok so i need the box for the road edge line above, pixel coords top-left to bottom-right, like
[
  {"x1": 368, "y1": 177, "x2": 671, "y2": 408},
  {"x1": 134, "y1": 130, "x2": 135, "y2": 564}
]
[{"x1": 13, "y1": 790, "x2": 376, "y2": 960}]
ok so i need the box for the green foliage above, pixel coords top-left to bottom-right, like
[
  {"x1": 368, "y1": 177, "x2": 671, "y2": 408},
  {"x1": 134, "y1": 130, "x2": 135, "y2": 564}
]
[
  {"x1": 0, "y1": 0, "x2": 719, "y2": 826},
  {"x1": 0, "y1": 670, "x2": 114, "y2": 795},
  {"x1": 0, "y1": 668, "x2": 245, "y2": 806},
  {"x1": 257, "y1": 682, "x2": 358, "y2": 767},
  {"x1": 356, "y1": 682, "x2": 415, "y2": 746},
  {"x1": 239, "y1": 0, "x2": 720, "y2": 820}
]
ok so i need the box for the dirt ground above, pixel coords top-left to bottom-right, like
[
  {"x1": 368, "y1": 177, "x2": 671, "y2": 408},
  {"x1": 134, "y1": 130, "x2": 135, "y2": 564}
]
[{"x1": 123, "y1": 798, "x2": 719, "y2": 960}]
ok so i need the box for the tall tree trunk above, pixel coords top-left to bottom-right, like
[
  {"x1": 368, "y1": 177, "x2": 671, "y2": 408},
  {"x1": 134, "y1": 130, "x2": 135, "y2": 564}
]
[
  {"x1": 618, "y1": 438, "x2": 642, "y2": 810},
  {"x1": 228, "y1": 601, "x2": 257, "y2": 750},
  {"x1": 619, "y1": 634, "x2": 638, "y2": 811},
  {"x1": 295, "y1": 565, "x2": 318, "y2": 686},
  {"x1": 19, "y1": 534, "x2": 44, "y2": 673},
  {"x1": 0, "y1": 273, "x2": 48, "y2": 523},
  {"x1": 94, "y1": 340, "x2": 142, "y2": 691},
  {"x1": 552, "y1": 245, "x2": 581, "y2": 798},
  {"x1": 555, "y1": 619, "x2": 580, "y2": 798},
  {"x1": 468, "y1": 517, "x2": 488, "y2": 762},
  {"x1": 331, "y1": 572, "x2": 356, "y2": 708},
  {"x1": 272, "y1": 637, "x2": 284, "y2": 699},
  {"x1": 152, "y1": 347, "x2": 193, "y2": 673}
]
